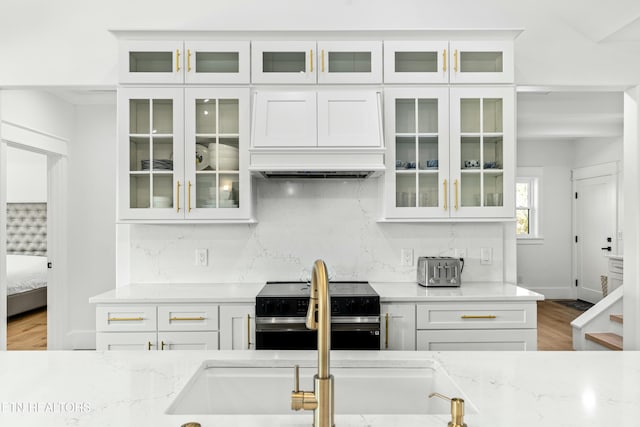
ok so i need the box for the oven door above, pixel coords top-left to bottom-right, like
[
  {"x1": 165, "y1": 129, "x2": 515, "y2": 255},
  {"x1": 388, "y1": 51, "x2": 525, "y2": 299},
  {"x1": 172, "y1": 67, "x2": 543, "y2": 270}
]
[{"x1": 255, "y1": 319, "x2": 380, "y2": 350}]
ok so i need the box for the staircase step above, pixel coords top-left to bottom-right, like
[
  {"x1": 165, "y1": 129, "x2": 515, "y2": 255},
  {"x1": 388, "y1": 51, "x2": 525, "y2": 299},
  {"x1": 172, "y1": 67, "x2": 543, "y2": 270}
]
[
  {"x1": 585, "y1": 332, "x2": 623, "y2": 350},
  {"x1": 610, "y1": 314, "x2": 623, "y2": 324}
]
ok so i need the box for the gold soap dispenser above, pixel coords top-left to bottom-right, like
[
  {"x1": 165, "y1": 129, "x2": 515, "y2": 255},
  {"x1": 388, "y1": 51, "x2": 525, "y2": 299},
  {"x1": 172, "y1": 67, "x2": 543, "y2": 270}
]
[{"x1": 428, "y1": 392, "x2": 467, "y2": 427}]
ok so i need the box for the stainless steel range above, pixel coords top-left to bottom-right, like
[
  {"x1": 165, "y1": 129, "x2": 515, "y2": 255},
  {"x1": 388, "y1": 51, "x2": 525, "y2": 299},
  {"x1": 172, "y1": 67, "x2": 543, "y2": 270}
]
[{"x1": 255, "y1": 281, "x2": 380, "y2": 350}]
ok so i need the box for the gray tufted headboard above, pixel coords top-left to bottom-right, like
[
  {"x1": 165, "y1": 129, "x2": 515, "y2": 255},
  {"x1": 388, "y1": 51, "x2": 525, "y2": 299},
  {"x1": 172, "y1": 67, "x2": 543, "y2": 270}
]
[{"x1": 6, "y1": 203, "x2": 47, "y2": 256}]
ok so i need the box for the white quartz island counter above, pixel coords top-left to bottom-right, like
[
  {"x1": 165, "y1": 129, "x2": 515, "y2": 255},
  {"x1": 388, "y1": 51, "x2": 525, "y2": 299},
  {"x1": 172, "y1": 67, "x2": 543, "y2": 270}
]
[
  {"x1": 371, "y1": 281, "x2": 544, "y2": 302},
  {"x1": 1, "y1": 350, "x2": 638, "y2": 427}
]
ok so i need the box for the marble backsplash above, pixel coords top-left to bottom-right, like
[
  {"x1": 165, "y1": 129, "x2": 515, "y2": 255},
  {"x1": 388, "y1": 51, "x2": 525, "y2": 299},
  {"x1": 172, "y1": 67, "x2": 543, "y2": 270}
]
[{"x1": 126, "y1": 178, "x2": 508, "y2": 283}]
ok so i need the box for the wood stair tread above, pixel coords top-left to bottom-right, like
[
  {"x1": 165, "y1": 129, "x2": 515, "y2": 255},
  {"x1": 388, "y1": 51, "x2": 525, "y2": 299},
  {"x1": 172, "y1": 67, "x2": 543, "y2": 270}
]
[
  {"x1": 610, "y1": 314, "x2": 623, "y2": 324},
  {"x1": 585, "y1": 332, "x2": 623, "y2": 350}
]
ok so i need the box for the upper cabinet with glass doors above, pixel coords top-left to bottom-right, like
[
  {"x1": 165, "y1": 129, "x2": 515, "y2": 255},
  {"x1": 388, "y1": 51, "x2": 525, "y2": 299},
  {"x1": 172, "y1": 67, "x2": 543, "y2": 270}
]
[
  {"x1": 117, "y1": 87, "x2": 251, "y2": 221},
  {"x1": 449, "y1": 86, "x2": 515, "y2": 218},
  {"x1": 251, "y1": 41, "x2": 382, "y2": 84},
  {"x1": 384, "y1": 40, "x2": 513, "y2": 84},
  {"x1": 119, "y1": 41, "x2": 250, "y2": 84}
]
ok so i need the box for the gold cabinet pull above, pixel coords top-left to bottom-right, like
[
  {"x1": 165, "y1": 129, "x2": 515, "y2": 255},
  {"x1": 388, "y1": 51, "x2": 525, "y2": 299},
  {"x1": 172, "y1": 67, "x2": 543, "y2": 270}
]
[
  {"x1": 169, "y1": 316, "x2": 205, "y2": 321},
  {"x1": 461, "y1": 315, "x2": 497, "y2": 319},
  {"x1": 176, "y1": 49, "x2": 181, "y2": 72},
  {"x1": 454, "y1": 179, "x2": 459, "y2": 211},
  {"x1": 453, "y1": 49, "x2": 458, "y2": 72},
  {"x1": 108, "y1": 317, "x2": 143, "y2": 321},
  {"x1": 385, "y1": 313, "x2": 389, "y2": 349},
  {"x1": 161, "y1": 340, "x2": 166, "y2": 350},
  {"x1": 188, "y1": 180, "x2": 192, "y2": 212},
  {"x1": 147, "y1": 341, "x2": 152, "y2": 351},
  {"x1": 443, "y1": 49, "x2": 447, "y2": 72},
  {"x1": 309, "y1": 49, "x2": 313, "y2": 72},
  {"x1": 247, "y1": 314, "x2": 252, "y2": 349},
  {"x1": 321, "y1": 49, "x2": 325, "y2": 72},
  {"x1": 176, "y1": 181, "x2": 181, "y2": 212},
  {"x1": 187, "y1": 49, "x2": 192, "y2": 72},
  {"x1": 443, "y1": 179, "x2": 448, "y2": 211}
]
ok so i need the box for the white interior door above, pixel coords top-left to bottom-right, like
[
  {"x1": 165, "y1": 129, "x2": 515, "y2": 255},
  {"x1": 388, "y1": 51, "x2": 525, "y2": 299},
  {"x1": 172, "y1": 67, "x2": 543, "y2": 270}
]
[{"x1": 575, "y1": 174, "x2": 617, "y2": 303}]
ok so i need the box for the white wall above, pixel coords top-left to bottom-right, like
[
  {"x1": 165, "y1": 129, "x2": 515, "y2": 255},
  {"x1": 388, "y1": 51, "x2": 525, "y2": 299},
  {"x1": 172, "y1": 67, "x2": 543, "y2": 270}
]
[
  {"x1": 125, "y1": 179, "x2": 507, "y2": 284},
  {"x1": 66, "y1": 104, "x2": 116, "y2": 349},
  {"x1": 516, "y1": 137, "x2": 624, "y2": 298},
  {"x1": 1, "y1": 90, "x2": 74, "y2": 141},
  {"x1": 0, "y1": 0, "x2": 639, "y2": 86},
  {"x1": 6, "y1": 147, "x2": 47, "y2": 202}
]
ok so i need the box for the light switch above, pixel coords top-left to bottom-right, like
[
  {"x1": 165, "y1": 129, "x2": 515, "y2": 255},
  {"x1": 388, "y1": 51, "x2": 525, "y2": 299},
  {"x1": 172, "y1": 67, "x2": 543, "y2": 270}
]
[
  {"x1": 480, "y1": 248, "x2": 492, "y2": 265},
  {"x1": 195, "y1": 249, "x2": 208, "y2": 266}
]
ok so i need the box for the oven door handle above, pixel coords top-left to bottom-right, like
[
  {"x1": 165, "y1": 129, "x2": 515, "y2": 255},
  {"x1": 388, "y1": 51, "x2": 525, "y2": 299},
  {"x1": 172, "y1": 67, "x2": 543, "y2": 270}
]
[{"x1": 331, "y1": 323, "x2": 380, "y2": 332}]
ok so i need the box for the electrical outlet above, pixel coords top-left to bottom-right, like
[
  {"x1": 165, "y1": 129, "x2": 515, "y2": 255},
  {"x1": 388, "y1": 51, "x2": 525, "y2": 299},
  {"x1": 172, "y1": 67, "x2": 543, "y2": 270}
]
[
  {"x1": 480, "y1": 247, "x2": 492, "y2": 265},
  {"x1": 400, "y1": 248, "x2": 414, "y2": 266},
  {"x1": 195, "y1": 248, "x2": 208, "y2": 266},
  {"x1": 454, "y1": 248, "x2": 467, "y2": 259}
]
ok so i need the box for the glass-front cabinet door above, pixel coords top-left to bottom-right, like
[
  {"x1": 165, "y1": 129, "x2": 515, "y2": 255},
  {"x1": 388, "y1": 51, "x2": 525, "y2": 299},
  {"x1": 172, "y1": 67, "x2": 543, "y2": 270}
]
[
  {"x1": 119, "y1": 41, "x2": 184, "y2": 84},
  {"x1": 449, "y1": 41, "x2": 514, "y2": 84},
  {"x1": 316, "y1": 41, "x2": 382, "y2": 84},
  {"x1": 384, "y1": 88, "x2": 450, "y2": 219},
  {"x1": 184, "y1": 88, "x2": 250, "y2": 220},
  {"x1": 450, "y1": 87, "x2": 515, "y2": 218},
  {"x1": 383, "y1": 41, "x2": 449, "y2": 84},
  {"x1": 184, "y1": 41, "x2": 250, "y2": 84},
  {"x1": 251, "y1": 41, "x2": 317, "y2": 84},
  {"x1": 118, "y1": 88, "x2": 184, "y2": 220}
]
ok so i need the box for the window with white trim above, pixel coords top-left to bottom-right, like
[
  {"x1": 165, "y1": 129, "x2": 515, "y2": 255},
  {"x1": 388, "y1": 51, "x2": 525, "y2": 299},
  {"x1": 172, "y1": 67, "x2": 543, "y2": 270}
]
[{"x1": 516, "y1": 168, "x2": 542, "y2": 239}]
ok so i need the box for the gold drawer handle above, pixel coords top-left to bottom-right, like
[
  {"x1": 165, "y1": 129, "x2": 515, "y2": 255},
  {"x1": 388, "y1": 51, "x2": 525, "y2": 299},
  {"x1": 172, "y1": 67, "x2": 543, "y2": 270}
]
[
  {"x1": 461, "y1": 315, "x2": 497, "y2": 319},
  {"x1": 169, "y1": 316, "x2": 206, "y2": 321},
  {"x1": 108, "y1": 317, "x2": 144, "y2": 321}
]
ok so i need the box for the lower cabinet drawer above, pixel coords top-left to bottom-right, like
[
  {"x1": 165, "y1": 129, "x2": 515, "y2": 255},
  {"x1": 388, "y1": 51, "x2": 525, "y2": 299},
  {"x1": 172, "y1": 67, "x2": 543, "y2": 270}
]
[
  {"x1": 96, "y1": 305, "x2": 157, "y2": 332},
  {"x1": 96, "y1": 332, "x2": 157, "y2": 351},
  {"x1": 157, "y1": 305, "x2": 219, "y2": 331},
  {"x1": 416, "y1": 329, "x2": 537, "y2": 351},
  {"x1": 158, "y1": 331, "x2": 219, "y2": 350},
  {"x1": 416, "y1": 302, "x2": 536, "y2": 330}
]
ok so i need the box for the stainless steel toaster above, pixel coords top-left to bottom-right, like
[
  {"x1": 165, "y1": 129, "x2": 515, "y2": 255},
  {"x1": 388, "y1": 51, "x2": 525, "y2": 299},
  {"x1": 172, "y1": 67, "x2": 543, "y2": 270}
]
[{"x1": 417, "y1": 256, "x2": 463, "y2": 287}]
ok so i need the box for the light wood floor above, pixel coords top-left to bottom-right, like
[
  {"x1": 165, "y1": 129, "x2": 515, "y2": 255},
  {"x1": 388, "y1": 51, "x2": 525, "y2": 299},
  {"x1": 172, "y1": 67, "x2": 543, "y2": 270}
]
[
  {"x1": 5, "y1": 302, "x2": 581, "y2": 351},
  {"x1": 537, "y1": 300, "x2": 583, "y2": 351},
  {"x1": 7, "y1": 308, "x2": 47, "y2": 350}
]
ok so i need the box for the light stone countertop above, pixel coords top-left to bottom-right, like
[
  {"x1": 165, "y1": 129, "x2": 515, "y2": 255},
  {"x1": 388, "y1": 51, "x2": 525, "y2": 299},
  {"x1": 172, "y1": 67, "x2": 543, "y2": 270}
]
[
  {"x1": 0, "y1": 350, "x2": 637, "y2": 426},
  {"x1": 89, "y1": 282, "x2": 543, "y2": 304}
]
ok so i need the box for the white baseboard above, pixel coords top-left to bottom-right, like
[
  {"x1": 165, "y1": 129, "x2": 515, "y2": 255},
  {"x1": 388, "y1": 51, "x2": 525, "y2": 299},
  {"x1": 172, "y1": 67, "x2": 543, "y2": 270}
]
[
  {"x1": 66, "y1": 330, "x2": 96, "y2": 350},
  {"x1": 518, "y1": 285, "x2": 576, "y2": 300}
]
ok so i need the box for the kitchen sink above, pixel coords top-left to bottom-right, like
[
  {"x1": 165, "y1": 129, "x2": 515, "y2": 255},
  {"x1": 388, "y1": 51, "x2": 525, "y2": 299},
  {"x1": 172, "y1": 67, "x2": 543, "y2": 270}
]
[{"x1": 166, "y1": 358, "x2": 474, "y2": 416}]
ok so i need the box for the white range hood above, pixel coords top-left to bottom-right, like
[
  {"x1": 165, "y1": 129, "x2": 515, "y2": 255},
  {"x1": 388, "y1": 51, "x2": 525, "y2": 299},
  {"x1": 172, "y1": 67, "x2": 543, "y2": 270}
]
[{"x1": 249, "y1": 89, "x2": 386, "y2": 178}]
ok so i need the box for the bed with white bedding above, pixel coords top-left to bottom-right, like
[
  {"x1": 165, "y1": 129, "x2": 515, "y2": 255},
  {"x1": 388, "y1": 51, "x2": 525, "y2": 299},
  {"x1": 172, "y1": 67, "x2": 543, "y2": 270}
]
[{"x1": 6, "y1": 203, "x2": 47, "y2": 317}]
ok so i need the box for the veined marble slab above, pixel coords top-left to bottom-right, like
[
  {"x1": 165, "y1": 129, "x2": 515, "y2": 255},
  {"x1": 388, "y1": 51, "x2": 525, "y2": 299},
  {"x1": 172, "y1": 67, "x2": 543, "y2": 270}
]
[{"x1": 0, "y1": 350, "x2": 636, "y2": 426}]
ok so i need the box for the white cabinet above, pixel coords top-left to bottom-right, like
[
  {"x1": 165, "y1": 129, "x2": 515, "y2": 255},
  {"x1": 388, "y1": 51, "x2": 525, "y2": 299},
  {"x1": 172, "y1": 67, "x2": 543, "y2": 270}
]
[
  {"x1": 383, "y1": 86, "x2": 515, "y2": 220},
  {"x1": 158, "y1": 331, "x2": 219, "y2": 350},
  {"x1": 449, "y1": 41, "x2": 514, "y2": 84},
  {"x1": 380, "y1": 303, "x2": 416, "y2": 350},
  {"x1": 252, "y1": 90, "x2": 383, "y2": 148},
  {"x1": 120, "y1": 40, "x2": 250, "y2": 84},
  {"x1": 383, "y1": 41, "x2": 449, "y2": 84},
  {"x1": 97, "y1": 332, "x2": 158, "y2": 351},
  {"x1": 219, "y1": 305, "x2": 255, "y2": 350},
  {"x1": 449, "y1": 86, "x2": 515, "y2": 218},
  {"x1": 118, "y1": 87, "x2": 252, "y2": 221},
  {"x1": 415, "y1": 301, "x2": 538, "y2": 351},
  {"x1": 251, "y1": 41, "x2": 382, "y2": 84}
]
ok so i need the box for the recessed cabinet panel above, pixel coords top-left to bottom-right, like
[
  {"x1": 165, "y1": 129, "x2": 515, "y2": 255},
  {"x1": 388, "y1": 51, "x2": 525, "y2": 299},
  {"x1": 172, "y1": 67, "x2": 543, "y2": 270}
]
[
  {"x1": 317, "y1": 41, "x2": 382, "y2": 84},
  {"x1": 251, "y1": 41, "x2": 317, "y2": 84},
  {"x1": 185, "y1": 41, "x2": 250, "y2": 84},
  {"x1": 317, "y1": 91, "x2": 382, "y2": 147},
  {"x1": 384, "y1": 41, "x2": 449, "y2": 84},
  {"x1": 449, "y1": 41, "x2": 514, "y2": 84},
  {"x1": 252, "y1": 91, "x2": 317, "y2": 147},
  {"x1": 119, "y1": 41, "x2": 184, "y2": 84}
]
